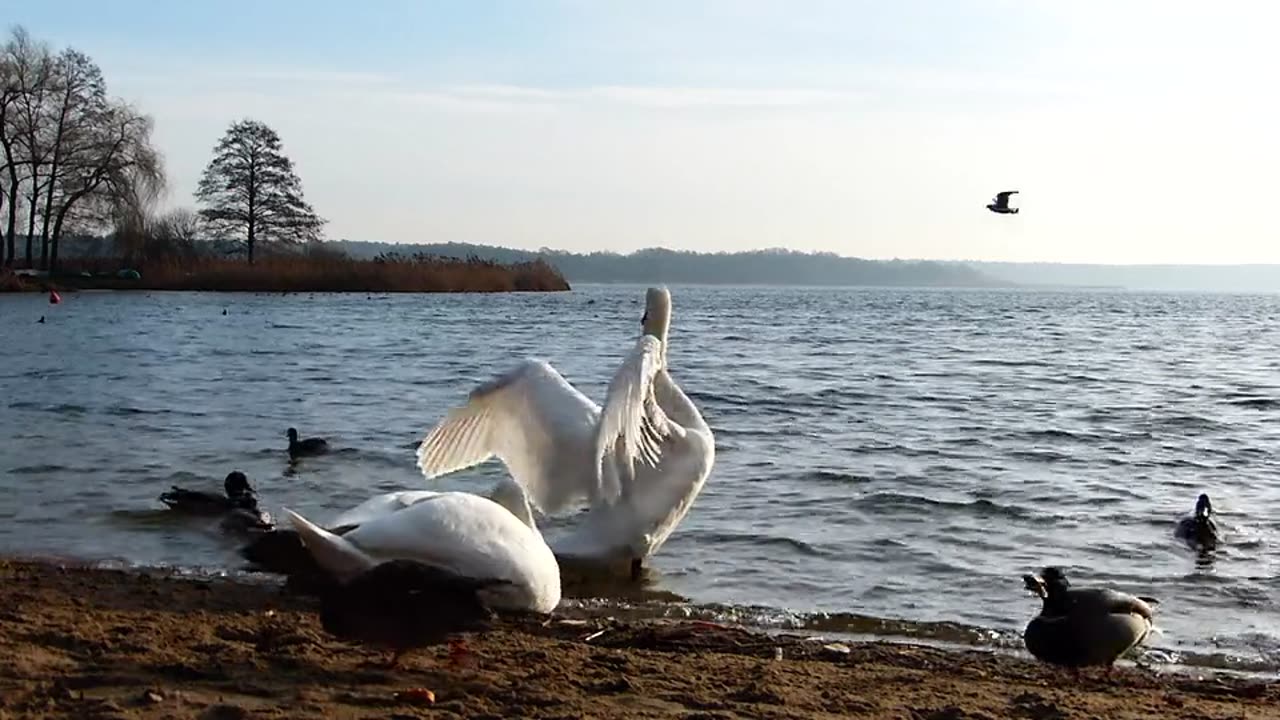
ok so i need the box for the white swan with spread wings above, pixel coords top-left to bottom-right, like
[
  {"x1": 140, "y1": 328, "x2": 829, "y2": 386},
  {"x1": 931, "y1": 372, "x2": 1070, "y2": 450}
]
[{"x1": 416, "y1": 287, "x2": 715, "y2": 576}]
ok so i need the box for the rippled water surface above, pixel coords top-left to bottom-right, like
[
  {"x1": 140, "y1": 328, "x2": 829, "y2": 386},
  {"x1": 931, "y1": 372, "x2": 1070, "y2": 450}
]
[{"x1": 2, "y1": 286, "x2": 1279, "y2": 672}]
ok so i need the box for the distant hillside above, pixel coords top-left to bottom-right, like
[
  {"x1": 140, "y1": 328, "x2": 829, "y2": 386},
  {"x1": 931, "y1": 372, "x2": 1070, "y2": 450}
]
[
  {"x1": 969, "y1": 261, "x2": 1280, "y2": 293},
  {"x1": 331, "y1": 241, "x2": 1006, "y2": 288}
]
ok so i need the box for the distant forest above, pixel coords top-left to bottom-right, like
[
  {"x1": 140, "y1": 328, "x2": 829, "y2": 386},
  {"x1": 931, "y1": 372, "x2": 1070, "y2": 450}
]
[{"x1": 328, "y1": 241, "x2": 1006, "y2": 288}]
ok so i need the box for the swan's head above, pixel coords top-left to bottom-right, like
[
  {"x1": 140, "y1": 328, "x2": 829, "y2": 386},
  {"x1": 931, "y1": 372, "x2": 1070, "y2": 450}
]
[
  {"x1": 641, "y1": 286, "x2": 672, "y2": 340},
  {"x1": 286, "y1": 428, "x2": 299, "y2": 442},
  {"x1": 1195, "y1": 493, "x2": 1212, "y2": 519},
  {"x1": 488, "y1": 477, "x2": 537, "y2": 530}
]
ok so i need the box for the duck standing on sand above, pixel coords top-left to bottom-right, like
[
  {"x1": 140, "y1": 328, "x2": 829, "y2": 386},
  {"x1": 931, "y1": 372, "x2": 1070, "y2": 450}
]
[
  {"x1": 1021, "y1": 567, "x2": 1157, "y2": 669},
  {"x1": 287, "y1": 427, "x2": 329, "y2": 460},
  {"x1": 159, "y1": 471, "x2": 272, "y2": 530},
  {"x1": 1175, "y1": 493, "x2": 1220, "y2": 549},
  {"x1": 318, "y1": 558, "x2": 509, "y2": 668}
]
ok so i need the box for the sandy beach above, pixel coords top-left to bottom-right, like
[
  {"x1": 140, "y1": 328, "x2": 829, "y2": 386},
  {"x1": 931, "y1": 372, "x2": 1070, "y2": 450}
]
[{"x1": 0, "y1": 559, "x2": 1275, "y2": 719}]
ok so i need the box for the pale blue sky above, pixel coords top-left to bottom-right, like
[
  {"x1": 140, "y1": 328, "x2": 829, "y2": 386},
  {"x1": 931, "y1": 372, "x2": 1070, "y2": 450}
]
[{"x1": 5, "y1": 1, "x2": 1278, "y2": 263}]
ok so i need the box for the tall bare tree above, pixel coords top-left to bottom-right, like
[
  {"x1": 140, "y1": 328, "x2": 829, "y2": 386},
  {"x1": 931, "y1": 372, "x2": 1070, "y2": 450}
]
[
  {"x1": 0, "y1": 27, "x2": 163, "y2": 272},
  {"x1": 47, "y1": 103, "x2": 163, "y2": 271},
  {"x1": 195, "y1": 119, "x2": 324, "y2": 264},
  {"x1": 0, "y1": 28, "x2": 54, "y2": 268},
  {"x1": 37, "y1": 48, "x2": 108, "y2": 268}
]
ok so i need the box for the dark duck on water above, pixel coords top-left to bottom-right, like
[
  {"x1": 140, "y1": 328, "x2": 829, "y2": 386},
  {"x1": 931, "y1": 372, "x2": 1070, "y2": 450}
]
[
  {"x1": 159, "y1": 471, "x2": 272, "y2": 530},
  {"x1": 1021, "y1": 567, "x2": 1157, "y2": 669},
  {"x1": 287, "y1": 427, "x2": 329, "y2": 460},
  {"x1": 317, "y1": 558, "x2": 510, "y2": 669},
  {"x1": 1175, "y1": 493, "x2": 1220, "y2": 549}
]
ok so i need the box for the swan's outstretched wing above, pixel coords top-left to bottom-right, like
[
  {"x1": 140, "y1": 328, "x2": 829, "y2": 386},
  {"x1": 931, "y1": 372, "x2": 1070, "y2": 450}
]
[
  {"x1": 996, "y1": 190, "x2": 1018, "y2": 204},
  {"x1": 417, "y1": 360, "x2": 600, "y2": 512},
  {"x1": 595, "y1": 335, "x2": 672, "y2": 499}
]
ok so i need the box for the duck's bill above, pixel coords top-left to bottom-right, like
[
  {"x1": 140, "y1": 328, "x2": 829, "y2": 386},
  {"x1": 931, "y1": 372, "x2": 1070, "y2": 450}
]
[{"x1": 1022, "y1": 574, "x2": 1047, "y2": 597}]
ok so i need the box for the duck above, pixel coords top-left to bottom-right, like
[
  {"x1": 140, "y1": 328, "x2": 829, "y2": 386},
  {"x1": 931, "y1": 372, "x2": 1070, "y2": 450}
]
[
  {"x1": 160, "y1": 471, "x2": 260, "y2": 515},
  {"x1": 318, "y1": 558, "x2": 509, "y2": 668},
  {"x1": 287, "y1": 427, "x2": 329, "y2": 459},
  {"x1": 1175, "y1": 493, "x2": 1220, "y2": 549},
  {"x1": 283, "y1": 477, "x2": 560, "y2": 614},
  {"x1": 160, "y1": 471, "x2": 272, "y2": 531},
  {"x1": 1021, "y1": 567, "x2": 1157, "y2": 668},
  {"x1": 416, "y1": 286, "x2": 715, "y2": 578}
]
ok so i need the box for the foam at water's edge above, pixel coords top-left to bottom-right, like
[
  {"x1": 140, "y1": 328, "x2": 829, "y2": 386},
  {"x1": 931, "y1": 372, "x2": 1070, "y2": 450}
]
[{"x1": 21, "y1": 552, "x2": 1264, "y2": 678}]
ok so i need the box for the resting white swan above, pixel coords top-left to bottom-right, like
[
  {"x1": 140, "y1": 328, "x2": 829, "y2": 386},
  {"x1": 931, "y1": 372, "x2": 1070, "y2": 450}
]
[
  {"x1": 327, "y1": 490, "x2": 443, "y2": 530},
  {"x1": 283, "y1": 477, "x2": 561, "y2": 614},
  {"x1": 416, "y1": 286, "x2": 715, "y2": 575}
]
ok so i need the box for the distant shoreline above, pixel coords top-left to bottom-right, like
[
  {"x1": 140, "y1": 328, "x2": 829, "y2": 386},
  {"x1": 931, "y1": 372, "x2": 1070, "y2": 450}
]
[{"x1": 0, "y1": 255, "x2": 571, "y2": 294}]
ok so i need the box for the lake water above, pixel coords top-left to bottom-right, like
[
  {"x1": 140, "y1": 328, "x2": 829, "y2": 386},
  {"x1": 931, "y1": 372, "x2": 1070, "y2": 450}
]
[{"x1": 2, "y1": 285, "x2": 1279, "y2": 674}]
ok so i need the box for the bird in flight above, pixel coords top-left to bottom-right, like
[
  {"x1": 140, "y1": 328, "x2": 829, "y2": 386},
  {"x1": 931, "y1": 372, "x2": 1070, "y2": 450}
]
[{"x1": 987, "y1": 191, "x2": 1019, "y2": 215}]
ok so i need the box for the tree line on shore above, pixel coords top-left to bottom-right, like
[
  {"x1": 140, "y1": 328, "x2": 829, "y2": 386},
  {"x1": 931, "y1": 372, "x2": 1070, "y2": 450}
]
[
  {"x1": 0, "y1": 25, "x2": 567, "y2": 292},
  {"x1": 0, "y1": 25, "x2": 326, "y2": 273}
]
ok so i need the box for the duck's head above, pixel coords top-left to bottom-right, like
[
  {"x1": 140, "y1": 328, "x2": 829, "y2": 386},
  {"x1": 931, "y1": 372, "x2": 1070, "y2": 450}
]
[
  {"x1": 224, "y1": 471, "x2": 253, "y2": 498},
  {"x1": 1195, "y1": 493, "x2": 1213, "y2": 519},
  {"x1": 1039, "y1": 566, "x2": 1070, "y2": 594},
  {"x1": 286, "y1": 428, "x2": 299, "y2": 443},
  {"x1": 488, "y1": 477, "x2": 537, "y2": 530}
]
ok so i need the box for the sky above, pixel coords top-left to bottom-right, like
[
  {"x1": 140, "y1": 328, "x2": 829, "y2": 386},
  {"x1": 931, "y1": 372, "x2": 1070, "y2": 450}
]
[{"x1": 3, "y1": 0, "x2": 1279, "y2": 264}]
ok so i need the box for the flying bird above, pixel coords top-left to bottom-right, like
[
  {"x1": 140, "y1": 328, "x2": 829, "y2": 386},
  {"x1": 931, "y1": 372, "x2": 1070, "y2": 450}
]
[{"x1": 987, "y1": 191, "x2": 1019, "y2": 215}]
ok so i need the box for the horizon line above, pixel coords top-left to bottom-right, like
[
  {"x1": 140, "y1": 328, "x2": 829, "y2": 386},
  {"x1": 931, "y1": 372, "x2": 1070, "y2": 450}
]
[{"x1": 328, "y1": 239, "x2": 1280, "y2": 269}]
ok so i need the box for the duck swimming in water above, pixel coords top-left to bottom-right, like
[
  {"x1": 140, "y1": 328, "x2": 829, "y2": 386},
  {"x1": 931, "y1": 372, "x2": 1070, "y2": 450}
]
[
  {"x1": 1021, "y1": 567, "x2": 1157, "y2": 669},
  {"x1": 1175, "y1": 493, "x2": 1220, "y2": 549},
  {"x1": 287, "y1": 427, "x2": 329, "y2": 459},
  {"x1": 159, "y1": 471, "x2": 272, "y2": 530}
]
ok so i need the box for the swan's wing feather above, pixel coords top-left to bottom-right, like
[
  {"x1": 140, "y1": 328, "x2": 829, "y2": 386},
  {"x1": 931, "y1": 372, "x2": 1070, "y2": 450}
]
[
  {"x1": 594, "y1": 335, "x2": 672, "y2": 497},
  {"x1": 417, "y1": 360, "x2": 598, "y2": 512}
]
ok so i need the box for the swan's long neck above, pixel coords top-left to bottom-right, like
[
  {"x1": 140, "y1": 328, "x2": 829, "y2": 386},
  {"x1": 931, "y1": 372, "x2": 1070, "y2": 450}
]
[
  {"x1": 642, "y1": 287, "x2": 672, "y2": 364},
  {"x1": 489, "y1": 479, "x2": 538, "y2": 531},
  {"x1": 653, "y1": 370, "x2": 708, "y2": 432}
]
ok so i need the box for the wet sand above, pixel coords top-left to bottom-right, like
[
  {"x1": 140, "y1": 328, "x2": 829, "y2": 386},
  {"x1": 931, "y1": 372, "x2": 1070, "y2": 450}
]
[{"x1": 0, "y1": 559, "x2": 1275, "y2": 719}]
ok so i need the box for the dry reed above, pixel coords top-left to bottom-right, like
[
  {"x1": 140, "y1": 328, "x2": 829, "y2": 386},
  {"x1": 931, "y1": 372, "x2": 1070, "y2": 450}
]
[{"x1": 7, "y1": 254, "x2": 570, "y2": 293}]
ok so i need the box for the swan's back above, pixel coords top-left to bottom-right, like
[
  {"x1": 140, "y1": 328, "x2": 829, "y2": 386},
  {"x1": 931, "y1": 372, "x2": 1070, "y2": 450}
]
[
  {"x1": 344, "y1": 493, "x2": 561, "y2": 613},
  {"x1": 330, "y1": 490, "x2": 442, "y2": 529}
]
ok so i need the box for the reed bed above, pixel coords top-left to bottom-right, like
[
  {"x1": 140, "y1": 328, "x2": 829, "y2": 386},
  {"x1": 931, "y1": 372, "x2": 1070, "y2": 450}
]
[{"x1": 5, "y1": 254, "x2": 570, "y2": 293}]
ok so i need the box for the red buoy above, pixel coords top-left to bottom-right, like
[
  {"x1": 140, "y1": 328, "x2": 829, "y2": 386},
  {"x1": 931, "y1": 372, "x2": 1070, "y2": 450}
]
[{"x1": 49, "y1": 290, "x2": 61, "y2": 305}]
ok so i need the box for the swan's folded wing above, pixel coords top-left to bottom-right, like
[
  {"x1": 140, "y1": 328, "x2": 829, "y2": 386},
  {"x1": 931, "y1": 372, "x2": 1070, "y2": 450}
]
[
  {"x1": 594, "y1": 335, "x2": 672, "y2": 497},
  {"x1": 416, "y1": 359, "x2": 598, "y2": 512}
]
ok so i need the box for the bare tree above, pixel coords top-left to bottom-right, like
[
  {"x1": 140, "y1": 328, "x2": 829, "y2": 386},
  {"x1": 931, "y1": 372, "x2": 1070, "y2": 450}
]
[
  {"x1": 0, "y1": 27, "x2": 54, "y2": 268},
  {"x1": 141, "y1": 207, "x2": 201, "y2": 260},
  {"x1": 36, "y1": 48, "x2": 108, "y2": 268},
  {"x1": 0, "y1": 27, "x2": 164, "y2": 272},
  {"x1": 195, "y1": 119, "x2": 324, "y2": 264},
  {"x1": 47, "y1": 102, "x2": 163, "y2": 271}
]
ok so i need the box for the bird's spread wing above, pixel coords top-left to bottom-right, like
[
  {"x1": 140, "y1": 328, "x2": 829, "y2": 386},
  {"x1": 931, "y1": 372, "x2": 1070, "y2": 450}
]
[
  {"x1": 997, "y1": 190, "x2": 1018, "y2": 202},
  {"x1": 417, "y1": 359, "x2": 599, "y2": 513},
  {"x1": 594, "y1": 335, "x2": 673, "y2": 500}
]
